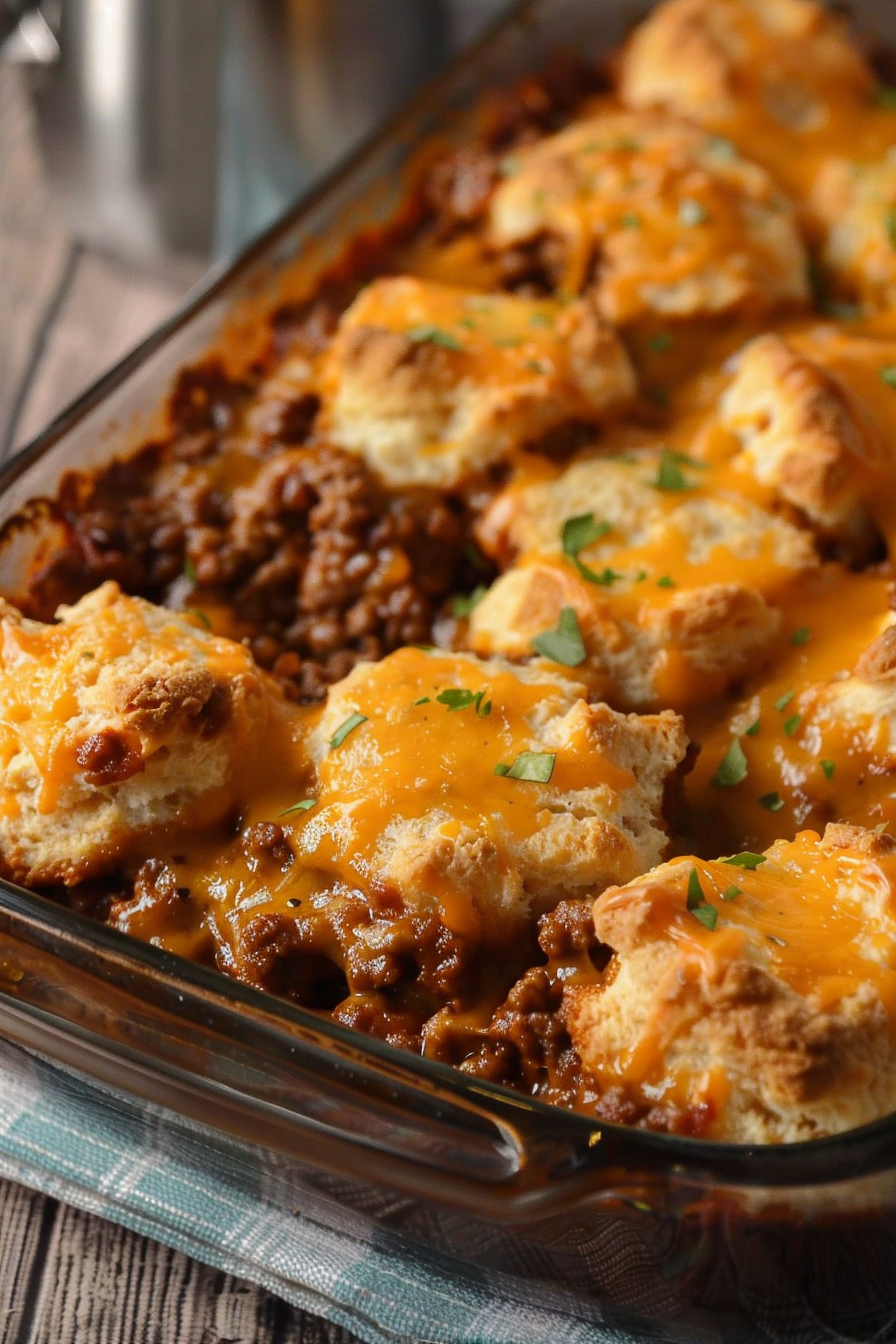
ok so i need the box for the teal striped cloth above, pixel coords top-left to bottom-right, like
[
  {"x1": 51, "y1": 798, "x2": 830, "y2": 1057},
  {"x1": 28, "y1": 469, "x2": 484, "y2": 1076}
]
[{"x1": 0, "y1": 1039, "x2": 640, "y2": 1344}]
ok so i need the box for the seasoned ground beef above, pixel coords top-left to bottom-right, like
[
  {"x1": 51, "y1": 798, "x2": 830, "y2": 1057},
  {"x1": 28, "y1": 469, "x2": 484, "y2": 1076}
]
[{"x1": 22, "y1": 362, "x2": 491, "y2": 704}]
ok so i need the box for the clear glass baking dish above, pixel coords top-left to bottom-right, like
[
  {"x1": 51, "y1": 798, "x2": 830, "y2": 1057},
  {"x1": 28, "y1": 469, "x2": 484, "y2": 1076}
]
[{"x1": 1, "y1": 2, "x2": 896, "y2": 1338}]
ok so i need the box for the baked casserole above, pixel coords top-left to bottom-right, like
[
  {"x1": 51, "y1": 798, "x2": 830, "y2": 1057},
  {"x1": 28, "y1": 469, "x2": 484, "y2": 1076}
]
[{"x1": 4, "y1": 0, "x2": 896, "y2": 1147}]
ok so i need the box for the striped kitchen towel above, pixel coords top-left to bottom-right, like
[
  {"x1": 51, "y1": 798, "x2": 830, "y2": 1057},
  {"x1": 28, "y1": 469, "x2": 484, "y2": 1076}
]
[{"x1": 0, "y1": 1038, "x2": 648, "y2": 1344}]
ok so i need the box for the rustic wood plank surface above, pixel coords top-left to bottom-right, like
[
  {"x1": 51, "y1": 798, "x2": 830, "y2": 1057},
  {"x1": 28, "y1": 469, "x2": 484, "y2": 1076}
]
[{"x1": 0, "y1": 61, "x2": 366, "y2": 1344}]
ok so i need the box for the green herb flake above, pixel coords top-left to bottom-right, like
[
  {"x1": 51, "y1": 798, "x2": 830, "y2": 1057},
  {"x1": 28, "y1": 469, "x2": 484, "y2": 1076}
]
[
  {"x1": 436, "y1": 687, "x2": 490, "y2": 715},
  {"x1": 562, "y1": 513, "x2": 612, "y2": 557},
  {"x1": 493, "y1": 762, "x2": 511, "y2": 776},
  {"x1": 408, "y1": 325, "x2": 464, "y2": 352},
  {"x1": 621, "y1": 212, "x2": 642, "y2": 229},
  {"x1": 503, "y1": 751, "x2": 556, "y2": 783},
  {"x1": 686, "y1": 868, "x2": 718, "y2": 930},
  {"x1": 821, "y1": 759, "x2": 836, "y2": 781},
  {"x1": 413, "y1": 696, "x2": 431, "y2": 706},
  {"x1": 279, "y1": 799, "x2": 317, "y2": 817},
  {"x1": 711, "y1": 736, "x2": 748, "y2": 788},
  {"x1": 499, "y1": 154, "x2": 522, "y2": 178},
  {"x1": 678, "y1": 197, "x2": 708, "y2": 227},
  {"x1": 183, "y1": 557, "x2": 198, "y2": 584},
  {"x1": 656, "y1": 575, "x2": 676, "y2": 588},
  {"x1": 452, "y1": 585, "x2": 487, "y2": 618},
  {"x1": 648, "y1": 332, "x2": 673, "y2": 353},
  {"x1": 457, "y1": 316, "x2": 477, "y2": 330},
  {"x1": 652, "y1": 448, "x2": 695, "y2": 492},
  {"x1": 722, "y1": 852, "x2": 767, "y2": 870},
  {"x1": 758, "y1": 791, "x2": 785, "y2": 812},
  {"x1": 187, "y1": 607, "x2": 212, "y2": 631},
  {"x1": 721, "y1": 885, "x2": 742, "y2": 901},
  {"x1": 524, "y1": 359, "x2": 547, "y2": 374},
  {"x1": 330, "y1": 712, "x2": 368, "y2": 749},
  {"x1": 783, "y1": 713, "x2": 802, "y2": 737},
  {"x1": 80, "y1": 650, "x2": 95, "y2": 660},
  {"x1": 880, "y1": 366, "x2": 896, "y2": 389},
  {"x1": 774, "y1": 689, "x2": 795, "y2": 712},
  {"x1": 745, "y1": 718, "x2": 761, "y2": 737},
  {"x1": 529, "y1": 311, "x2": 553, "y2": 329},
  {"x1": 531, "y1": 606, "x2": 587, "y2": 667},
  {"x1": 790, "y1": 627, "x2": 811, "y2": 646},
  {"x1": 887, "y1": 210, "x2": 896, "y2": 253},
  {"x1": 877, "y1": 85, "x2": 896, "y2": 108}
]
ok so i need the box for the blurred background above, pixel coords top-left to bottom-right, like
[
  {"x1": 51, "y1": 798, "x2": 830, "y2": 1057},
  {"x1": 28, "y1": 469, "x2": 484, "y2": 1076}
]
[{"x1": 0, "y1": 0, "x2": 510, "y2": 451}]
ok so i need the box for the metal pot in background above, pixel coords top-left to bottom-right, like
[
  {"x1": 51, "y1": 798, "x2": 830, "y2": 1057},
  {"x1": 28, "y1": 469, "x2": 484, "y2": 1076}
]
[{"x1": 2, "y1": 0, "x2": 510, "y2": 265}]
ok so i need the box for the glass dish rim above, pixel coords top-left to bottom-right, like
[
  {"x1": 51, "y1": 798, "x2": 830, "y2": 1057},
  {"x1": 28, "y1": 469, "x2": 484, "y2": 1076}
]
[{"x1": 0, "y1": 0, "x2": 894, "y2": 1193}]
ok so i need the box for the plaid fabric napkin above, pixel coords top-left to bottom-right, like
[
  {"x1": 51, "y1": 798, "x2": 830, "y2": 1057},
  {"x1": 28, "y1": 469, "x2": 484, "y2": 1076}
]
[{"x1": 0, "y1": 1038, "x2": 645, "y2": 1344}]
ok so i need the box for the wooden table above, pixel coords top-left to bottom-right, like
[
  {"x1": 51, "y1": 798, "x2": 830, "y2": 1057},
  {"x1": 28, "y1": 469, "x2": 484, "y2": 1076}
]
[{"x1": 0, "y1": 61, "x2": 362, "y2": 1344}]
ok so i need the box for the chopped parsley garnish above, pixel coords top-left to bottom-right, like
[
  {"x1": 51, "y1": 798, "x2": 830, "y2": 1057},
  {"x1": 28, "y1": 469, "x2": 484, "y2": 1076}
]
[
  {"x1": 723, "y1": 852, "x2": 766, "y2": 870},
  {"x1": 821, "y1": 759, "x2": 836, "y2": 781},
  {"x1": 524, "y1": 359, "x2": 547, "y2": 374},
  {"x1": 648, "y1": 332, "x2": 673, "y2": 353},
  {"x1": 80, "y1": 650, "x2": 95, "y2": 660},
  {"x1": 413, "y1": 696, "x2": 431, "y2": 706},
  {"x1": 457, "y1": 316, "x2": 477, "y2": 330},
  {"x1": 464, "y1": 539, "x2": 491, "y2": 572},
  {"x1": 621, "y1": 212, "x2": 642, "y2": 229},
  {"x1": 499, "y1": 154, "x2": 522, "y2": 178},
  {"x1": 436, "y1": 687, "x2": 492, "y2": 717},
  {"x1": 876, "y1": 86, "x2": 896, "y2": 109},
  {"x1": 721, "y1": 885, "x2": 742, "y2": 901},
  {"x1": 652, "y1": 448, "x2": 697, "y2": 492},
  {"x1": 330, "y1": 712, "x2": 368, "y2": 749},
  {"x1": 183, "y1": 556, "x2": 198, "y2": 583},
  {"x1": 758, "y1": 791, "x2": 785, "y2": 812},
  {"x1": 783, "y1": 713, "x2": 802, "y2": 737},
  {"x1": 887, "y1": 210, "x2": 896, "y2": 253},
  {"x1": 531, "y1": 606, "x2": 587, "y2": 667},
  {"x1": 279, "y1": 799, "x2": 316, "y2": 817},
  {"x1": 686, "y1": 868, "x2": 718, "y2": 930},
  {"x1": 616, "y1": 135, "x2": 642, "y2": 151},
  {"x1": 790, "y1": 627, "x2": 811, "y2": 646},
  {"x1": 656, "y1": 575, "x2": 676, "y2": 588},
  {"x1": 774, "y1": 689, "x2": 795, "y2": 712},
  {"x1": 187, "y1": 607, "x2": 211, "y2": 630},
  {"x1": 408, "y1": 325, "x2": 464, "y2": 352},
  {"x1": 678, "y1": 198, "x2": 708, "y2": 227},
  {"x1": 452, "y1": 586, "x2": 487, "y2": 618},
  {"x1": 529, "y1": 311, "x2": 553, "y2": 328},
  {"x1": 495, "y1": 751, "x2": 556, "y2": 783},
  {"x1": 711, "y1": 736, "x2": 748, "y2": 788},
  {"x1": 561, "y1": 513, "x2": 618, "y2": 585},
  {"x1": 880, "y1": 366, "x2": 896, "y2": 389},
  {"x1": 745, "y1": 718, "x2": 761, "y2": 737}
]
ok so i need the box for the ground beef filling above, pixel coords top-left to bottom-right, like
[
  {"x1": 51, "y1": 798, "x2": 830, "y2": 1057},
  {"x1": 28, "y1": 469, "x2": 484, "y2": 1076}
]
[{"x1": 22, "y1": 365, "x2": 490, "y2": 704}]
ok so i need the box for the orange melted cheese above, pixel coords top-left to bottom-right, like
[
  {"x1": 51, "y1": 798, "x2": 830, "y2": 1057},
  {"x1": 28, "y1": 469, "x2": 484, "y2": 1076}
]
[{"x1": 585, "y1": 831, "x2": 896, "y2": 1113}]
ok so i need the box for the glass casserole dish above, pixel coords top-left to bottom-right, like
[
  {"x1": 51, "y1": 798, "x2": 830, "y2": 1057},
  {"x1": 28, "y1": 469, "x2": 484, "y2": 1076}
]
[{"x1": 1, "y1": 1, "x2": 896, "y2": 1338}]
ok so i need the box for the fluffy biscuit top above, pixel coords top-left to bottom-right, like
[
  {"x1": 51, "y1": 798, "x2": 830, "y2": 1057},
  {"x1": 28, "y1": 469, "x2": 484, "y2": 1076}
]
[
  {"x1": 0, "y1": 582, "x2": 276, "y2": 885},
  {"x1": 285, "y1": 647, "x2": 688, "y2": 944},
  {"x1": 808, "y1": 154, "x2": 896, "y2": 313},
  {"x1": 719, "y1": 332, "x2": 892, "y2": 557},
  {"x1": 564, "y1": 824, "x2": 896, "y2": 1142},
  {"x1": 486, "y1": 111, "x2": 808, "y2": 320},
  {"x1": 316, "y1": 276, "x2": 635, "y2": 486},
  {"x1": 618, "y1": 0, "x2": 872, "y2": 130},
  {"x1": 467, "y1": 449, "x2": 816, "y2": 708}
]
